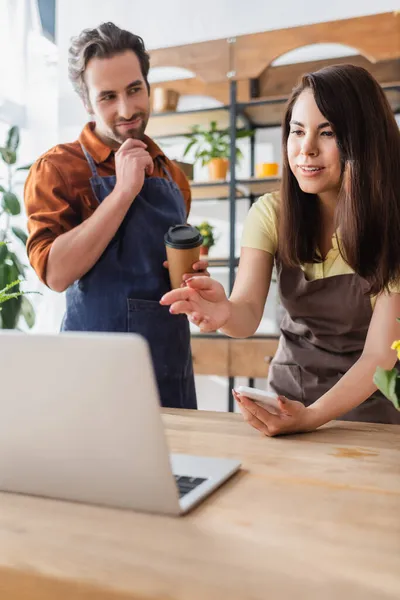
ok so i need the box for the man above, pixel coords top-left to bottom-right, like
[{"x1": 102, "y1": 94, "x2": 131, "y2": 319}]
[{"x1": 25, "y1": 22, "x2": 206, "y2": 409}]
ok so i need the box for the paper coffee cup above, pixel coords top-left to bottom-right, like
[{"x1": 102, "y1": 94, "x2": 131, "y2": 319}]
[{"x1": 165, "y1": 225, "x2": 203, "y2": 289}]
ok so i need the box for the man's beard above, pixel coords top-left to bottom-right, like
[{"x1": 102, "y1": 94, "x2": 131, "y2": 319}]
[{"x1": 112, "y1": 112, "x2": 148, "y2": 143}]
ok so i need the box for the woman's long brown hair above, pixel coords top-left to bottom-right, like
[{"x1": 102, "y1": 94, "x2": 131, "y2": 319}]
[{"x1": 278, "y1": 64, "x2": 400, "y2": 295}]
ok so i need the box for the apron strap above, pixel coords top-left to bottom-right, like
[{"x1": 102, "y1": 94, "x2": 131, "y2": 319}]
[
  {"x1": 158, "y1": 157, "x2": 174, "y2": 182},
  {"x1": 80, "y1": 143, "x2": 99, "y2": 178}
]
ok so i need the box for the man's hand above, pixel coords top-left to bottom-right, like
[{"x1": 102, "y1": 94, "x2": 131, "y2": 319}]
[
  {"x1": 114, "y1": 139, "x2": 154, "y2": 203},
  {"x1": 163, "y1": 259, "x2": 210, "y2": 287}
]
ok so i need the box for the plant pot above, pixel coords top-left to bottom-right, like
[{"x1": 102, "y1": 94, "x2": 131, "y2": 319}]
[
  {"x1": 207, "y1": 158, "x2": 229, "y2": 181},
  {"x1": 200, "y1": 245, "x2": 209, "y2": 257},
  {"x1": 152, "y1": 88, "x2": 180, "y2": 113}
]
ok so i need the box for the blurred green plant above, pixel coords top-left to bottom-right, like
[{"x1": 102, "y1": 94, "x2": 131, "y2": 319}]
[
  {"x1": 0, "y1": 276, "x2": 24, "y2": 305},
  {"x1": 183, "y1": 120, "x2": 253, "y2": 167},
  {"x1": 373, "y1": 321, "x2": 400, "y2": 411},
  {"x1": 0, "y1": 126, "x2": 35, "y2": 329},
  {"x1": 195, "y1": 221, "x2": 216, "y2": 250}
]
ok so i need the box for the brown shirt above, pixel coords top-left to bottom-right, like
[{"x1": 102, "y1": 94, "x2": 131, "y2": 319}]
[{"x1": 24, "y1": 123, "x2": 191, "y2": 285}]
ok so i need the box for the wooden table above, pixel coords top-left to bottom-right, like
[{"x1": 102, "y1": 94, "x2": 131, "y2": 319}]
[{"x1": 1, "y1": 410, "x2": 399, "y2": 599}]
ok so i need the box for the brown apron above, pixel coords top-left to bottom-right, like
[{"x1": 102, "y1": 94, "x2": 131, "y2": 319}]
[{"x1": 268, "y1": 258, "x2": 400, "y2": 424}]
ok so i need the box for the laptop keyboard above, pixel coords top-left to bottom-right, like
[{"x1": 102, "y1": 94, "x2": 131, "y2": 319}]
[{"x1": 174, "y1": 475, "x2": 207, "y2": 498}]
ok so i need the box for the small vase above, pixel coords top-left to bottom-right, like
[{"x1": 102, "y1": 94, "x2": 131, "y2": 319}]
[
  {"x1": 207, "y1": 158, "x2": 229, "y2": 181},
  {"x1": 152, "y1": 88, "x2": 180, "y2": 113},
  {"x1": 200, "y1": 245, "x2": 209, "y2": 257}
]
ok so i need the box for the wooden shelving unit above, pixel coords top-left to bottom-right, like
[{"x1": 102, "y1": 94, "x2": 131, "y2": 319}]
[
  {"x1": 189, "y1": 177, "x2": 280, "y2": 201},
  {"x1": 207, "y1": 257, "x2": 239, "y2": 268},
  {"x1": 240, "y1": 84, "x2": 400, "y2": 127},
  {"x1": 146, "y1": 106, "x2": 247, "y2": 139}
]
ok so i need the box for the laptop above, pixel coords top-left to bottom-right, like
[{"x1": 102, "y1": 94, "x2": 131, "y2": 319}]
[{"x1": 0, "y1": 331, "x2": 240, "y2": 515}]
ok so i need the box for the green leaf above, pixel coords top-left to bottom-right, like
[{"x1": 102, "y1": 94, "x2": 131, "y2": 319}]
[
  {"x1": 6, "y1": 126, "x2": 20, "y2": 152},
  {"x1": 182, "y1": 121, "x2": 248, "y2": 166},
  {"x1": 0, "y1": 279, "x2": 20, "y2": 295},
  {"x1": 373, "y1": 367, "x2": 399, "y2": 405},
  {"x1": 0, "y1": 184, "x2": 5, "y2": 193},
  {"x1": 2, "y1": 191, "x2": 21, "y2": 215},
  {"x1": 395, "y1": 377, "x2": 400, "y2": 409},
  {"x1": 8, "y1": 251, "x2": 26, "y2": 276},
  {"x1": 11, "y1": 226, "x2": 28, "y2": 246},
  {"x1": 182, "y1": 138, "x2": 196, "y2": 158},
  {"x1": 0, "y1": 272, "x2": 22, "y2": 328},
  {"x1": 235, "y1": 147, "x2": 244, "y2": 163},
  {"x1": 0, "y1": 262, "x2": 7, "y2": 289},
  {"x1": 236, "y1": 129, "x2": 254, "y2": 139},
  {"x1": 0, "y1": 242, "x2": 8, "y2": 262},
  {"x1": 7, "y1": 264, "x2": 20, "y2": 285},
  {"x1": 21, "y1": 295, "x2": 35, "y2": 329},
  {"x1": 16, "y1": 163, "x2": 33, "y2": 172},
  {"x1": 0, "y1": 147, "x2": 17, "y2": 165},
  {"x1": 0, "y1": 289, "x2": 23, "y2": 303},
  {"x1": 0, "y1": 294, "x2": 22, "y2": 328},
  {"x1": 196, "y1": 150, "x2": 211, "y2": 158}
]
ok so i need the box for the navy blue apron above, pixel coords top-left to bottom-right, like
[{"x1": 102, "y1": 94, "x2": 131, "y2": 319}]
[{"x1": 62, "y1": 144, "x2": 197, "y2": 410}]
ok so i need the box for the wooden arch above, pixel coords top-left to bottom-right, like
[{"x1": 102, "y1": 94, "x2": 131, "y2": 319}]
[{"x1": 149, "y1": 12, "x2": 400, "y2": 84}]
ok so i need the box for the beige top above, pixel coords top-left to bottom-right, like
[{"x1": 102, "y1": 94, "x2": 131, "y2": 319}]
[{"x1": 241, "y1": 192, "x2": 400, "y2": 305}]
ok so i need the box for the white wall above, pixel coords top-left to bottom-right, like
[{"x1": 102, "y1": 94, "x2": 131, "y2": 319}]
[{"x1": 56, "y1": 0, "x2": 400, "y2": 50}]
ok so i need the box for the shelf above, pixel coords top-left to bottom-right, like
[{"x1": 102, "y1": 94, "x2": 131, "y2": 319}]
[
  {"x1": 239, "y1": 84, "x2": 400, "y2": 128},
  {"x1": 190, "y1": 177, "x2": 280, "y2": 200},
  {"x1": 146, "y1": 106, "x2": 247, "y2": 139},
  {"x1": 147, "y1": 84, "x2": 399, "y2": 139},
  {"x1": 147, "y1": 99, "x2": 286, "y2": 138},
  {"x1": 238, "y1": 177, "x2": 281, "y2": 197},
  {"x1": 383, "y1": 85, "x2": 400, "y2": 114},
  {"x1": 206, "y1": 257, "x2": 240, "y2": 268},
  {"x1": 239, "y1": 97, "x2": 288, "y2": 128}
]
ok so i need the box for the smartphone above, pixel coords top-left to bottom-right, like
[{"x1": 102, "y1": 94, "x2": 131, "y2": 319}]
[{"x1": 235, "y1": 386, "x2": 280, "y2": 415}]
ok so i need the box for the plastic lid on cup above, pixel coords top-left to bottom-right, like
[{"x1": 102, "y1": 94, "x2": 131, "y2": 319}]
[{"x1": 164, "y1": 224, "x2": 203, "y2": 249}]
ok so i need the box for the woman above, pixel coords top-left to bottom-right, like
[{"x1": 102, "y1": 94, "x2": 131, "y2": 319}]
[{"x1": 161, "y1": 64, "x2": 400, "y2": 435}]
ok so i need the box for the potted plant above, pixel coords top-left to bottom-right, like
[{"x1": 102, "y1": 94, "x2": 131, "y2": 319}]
[
  {"x1": 373, "y1": 320, "x2": 400, "y2": 411},
  {"x1": 0, "y1": 126, "x2": 35, "y2": 329},
  {"x1": 183, "y1": 120, "x2": 253, "y2": 181},
  {"x1": 195, "y1": 221, "x2": 216, "y2": 256}
]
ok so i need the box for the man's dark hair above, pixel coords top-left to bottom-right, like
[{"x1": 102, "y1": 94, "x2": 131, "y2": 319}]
[{"x1": 68, "y1": 22, "x2": 150, "y2": 108}]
